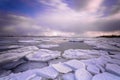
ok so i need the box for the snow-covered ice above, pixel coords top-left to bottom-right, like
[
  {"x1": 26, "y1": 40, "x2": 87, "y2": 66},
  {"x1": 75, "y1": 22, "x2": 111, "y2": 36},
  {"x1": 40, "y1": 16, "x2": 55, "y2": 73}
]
[
  {"x1": 26, "y1": 49, "x2": 61, "y2": 61},
  {"x1": 52, "y1": 62, "x2": 72, "y2": 73},
  {"x1": 92, "y1": 72, "x2": 120, "y2": 80},
  {"x1": 75, "y1": 68, "x2": 93, "y2": 80},
  {"x1": 62, "y1": 73, "x2": 75, "y2": 80},
  {"x1": 87, "y1": 64, "x2": 100, "y2": 74},
  {"x1": 36, "y1": 66, "x2": 59, "y2": 79},
  {"x1": 0, "y1": 46, "x2": 39, "y2": 63},
  {"x1": 64, "y1": 59, "x2": 86, "y2": 70},
  {"x1": 0, "y1": 70, "x2": 36, "y2": 80},
  {"x1": 62, "y1": 49, "x2": 99, "y2": 59},
  {"x1": 106, "y1": 63, "x2": 120, "y2": 76}
]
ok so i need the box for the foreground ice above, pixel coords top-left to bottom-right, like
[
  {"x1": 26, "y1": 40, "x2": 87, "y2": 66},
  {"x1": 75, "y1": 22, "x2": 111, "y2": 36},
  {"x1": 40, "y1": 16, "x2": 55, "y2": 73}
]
[
  {"x1": 39, "y1": 44, "x2": 59, "y2": 48},
  {"x1": 62, "y1": 73, "x2": 75, "y2": 80},
  {"x1": 62, "y1": 49, "x2": 108, "y2": 59},
  {"x1": 51, "y1": 62, "x2": 72, "y2": 73},
  {"x1": 36, "y1": 66, "x2": 59, "y2": 79},
  {"x1": 26, "y1": 49, "x2": 61, "y2": 61},
  {"x1": 106, "y1": 63, "x2": 120, "y2": 76},
  {"x1": 64, "y1": 59, "x2": 86, "y2": 70},
  {"x1": 87, "y1": 64, "x2": 100, "y2": 74},
  {"x1": 92, "y1": 72, "x2": 120, "y2": 80},
  {"x1": 0, "y1": 70, "x2": 36, "y2": 80},
  {"x1": 0, "y1": 46, "x2": 39, "y2": 63},
  {"x1": 75, "y1": 69, "x2": 93, "y2": 80}
]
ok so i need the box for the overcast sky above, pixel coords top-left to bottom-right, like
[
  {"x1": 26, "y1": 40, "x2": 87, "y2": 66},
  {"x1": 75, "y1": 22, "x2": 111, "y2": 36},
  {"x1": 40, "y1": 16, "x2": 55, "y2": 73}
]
[{"x1": 0, "y1": 0, "x2": 120, "y2": 37}]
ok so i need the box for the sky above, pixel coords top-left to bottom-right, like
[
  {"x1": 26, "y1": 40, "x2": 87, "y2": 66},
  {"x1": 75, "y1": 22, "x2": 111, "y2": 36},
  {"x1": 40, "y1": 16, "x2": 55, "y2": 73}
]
[{"x1": 0, "y1": 0, "x2": 120, "y2": 37}]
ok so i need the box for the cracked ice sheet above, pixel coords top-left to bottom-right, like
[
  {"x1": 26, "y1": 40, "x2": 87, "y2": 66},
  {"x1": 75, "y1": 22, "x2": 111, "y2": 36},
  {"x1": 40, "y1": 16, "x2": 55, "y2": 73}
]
[
  {"x1": 62, "y1": 49, "x2": 108, "y2": 59},
  {"x1": 92, "y1": 72, "x2": 120, "y2": 80},
  {"x1": 0, "y1": 46, "x2": 39, "y2": 63},
  {"x1": 26, "y1": 49, "x2": 61, "y2": 61}
]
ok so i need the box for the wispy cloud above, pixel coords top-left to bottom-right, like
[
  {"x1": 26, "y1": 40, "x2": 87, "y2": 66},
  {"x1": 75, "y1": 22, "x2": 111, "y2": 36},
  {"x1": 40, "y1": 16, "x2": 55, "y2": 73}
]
[{"x1": 0, "y1": 0, "x2": 120, "y2": 37}]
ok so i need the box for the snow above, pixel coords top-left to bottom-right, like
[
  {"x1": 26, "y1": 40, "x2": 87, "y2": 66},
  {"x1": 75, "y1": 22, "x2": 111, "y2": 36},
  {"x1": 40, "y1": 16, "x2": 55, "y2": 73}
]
[
  {"x1": 87, "y1": 64, "x2": 100, "y2": 74},
  {"x1": 36, "y1": 66, "x2": 59, "y2": 79},
  {"x1": 62, "y1": 73, "x2": 75, "y2": 80},
  {"x1": 39, "y1": 44, "x2": 59, "y2": 48},
  {"x1": 0, "y1": 46, "x2": 39, "y2": 63},
  {"x1": 92, "y1": 72, "x2": 120, "y2": 80},
  {"x1": 51, "y1": 62, "x2": 72, "y2": 73},
  {"x1": 106, "y1": 63, "x2": 120, "y2": 76},
  {"x1": 64, "y1": 59, "x2": 86, "y2": 70},
  {"x1": 26, "y1": 49, "x2": 61, "y2": 61},
  {"x1": 75, "y1": 68, "x2": 93, "y2": 80},
  {"x1": 62, "y1": 49, "x2": 98, "y2": 59}
]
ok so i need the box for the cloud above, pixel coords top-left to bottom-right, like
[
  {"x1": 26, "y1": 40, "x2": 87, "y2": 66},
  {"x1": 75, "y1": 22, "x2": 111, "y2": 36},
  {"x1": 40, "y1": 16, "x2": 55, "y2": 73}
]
[{"x1": 0, "y1": 0, "x2": 120, "y2": 37}]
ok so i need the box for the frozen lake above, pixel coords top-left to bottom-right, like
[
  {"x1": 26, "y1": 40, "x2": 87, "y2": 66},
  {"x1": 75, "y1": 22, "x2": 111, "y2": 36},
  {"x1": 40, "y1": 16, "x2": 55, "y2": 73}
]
[{"x1": 0, "y1": 37, "x2": 120, "y2": 80}]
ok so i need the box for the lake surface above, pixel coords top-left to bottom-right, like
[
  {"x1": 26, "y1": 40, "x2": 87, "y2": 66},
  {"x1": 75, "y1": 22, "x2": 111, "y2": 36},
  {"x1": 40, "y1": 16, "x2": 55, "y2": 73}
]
[{"x1": 0, "y1": 37, "x2": 120, "y2": 53}]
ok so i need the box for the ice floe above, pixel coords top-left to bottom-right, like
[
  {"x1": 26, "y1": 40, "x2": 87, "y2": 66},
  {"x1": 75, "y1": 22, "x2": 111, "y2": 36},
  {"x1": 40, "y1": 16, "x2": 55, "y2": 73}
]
[
  {"x1": 75, "y1": 68, "x2": 93, "y2": 80},
  {"x1": 51, "y1": 62, "x2": 72, "y2": 73},
  {"x1": 92, "y1": 72, "x2": 120, "y2": 80},
  {"x1": 62, "y1": 49, "x2": 108, "y2": 59},
  {"x1": 87, "y1": 64, "x2": 100, "y2": 74},
  {"x1": 106, "y1": 63, "x2": 120, "y2": 76},
  {"x1": 64, "y1": 59, "x2": 86, "y2": 70},
  {"x1": 36, "y1": 66, "x2": 59, "y2": 79},
  {"x1": 62, "y1": 73, "x2": 75, "y2": 80},
  {"x1": 26, "y1": 49, "x2": 61, "y2": 61},
  {"x1": 0, "y1": 70, "x2": 36, "y2": 80},
  {"x1": 0, "y1": 46, "x2": 39, "y2": 63}
]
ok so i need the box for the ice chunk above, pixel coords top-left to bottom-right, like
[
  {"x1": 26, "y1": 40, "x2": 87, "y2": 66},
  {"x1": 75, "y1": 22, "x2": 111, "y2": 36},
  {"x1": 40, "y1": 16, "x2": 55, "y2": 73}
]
[
  {"x1": 26, "y1": 49, "x2": 61, "y2": 61},
  {"x1": 0, "y1": 70, "x2": 36, "y2": 80},
  {"x1": 39, "y1": 44, "x2": 59, "y2": 48},
  {"x1": 62, "y1": 49, "x2": 97, "y2": 59},
  {"x1": 92, "y1": 72, "x2": 120, "y2": 80},
  {"x1": 64, "y1": 59, "x2": 86, "y2": 70},
  {"x1": 14, "y1": 61, "x2": 48, "y2": 73},
  {"x1": 36, "y1": 66, "x2": 59, "y2": 79},
  {"x1": 62, "y1": 73, "x2": 75, "y2": 80},
  {"x1": 106, "y1": 63, "x2": 120, "y2": 76},
  {"x1": 0, "y1": 46, "x2": 39, "y2": 63},
  {"x1": 75, "y1": 69, "x2": 93, "y2": 80},
  {"x1": 87, "y1": 64, "x2": 100, "y2": 74},
  {"x1": 52, "y1": 62, "x2": 72, "y2": 73}
]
